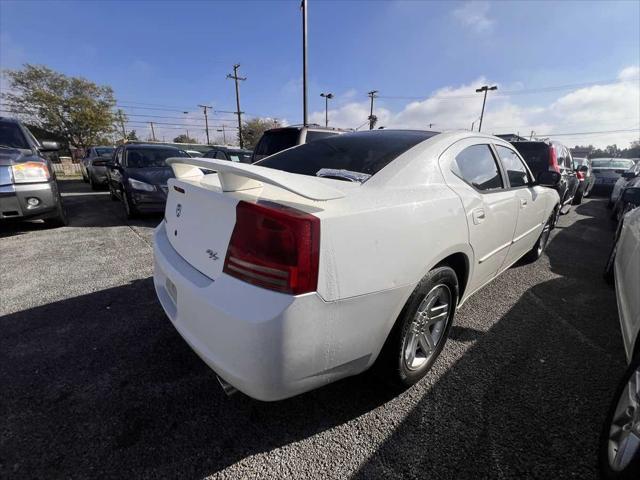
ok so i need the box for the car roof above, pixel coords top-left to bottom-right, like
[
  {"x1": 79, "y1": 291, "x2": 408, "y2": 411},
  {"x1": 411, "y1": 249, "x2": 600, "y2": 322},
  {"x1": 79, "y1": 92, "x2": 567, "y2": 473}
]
[
  {"x1": 124, "y1": 143, "x2": 182, "y2": 150},
  {"x1": 0, "y1": 117, "x2": 21, "y2": 124}
]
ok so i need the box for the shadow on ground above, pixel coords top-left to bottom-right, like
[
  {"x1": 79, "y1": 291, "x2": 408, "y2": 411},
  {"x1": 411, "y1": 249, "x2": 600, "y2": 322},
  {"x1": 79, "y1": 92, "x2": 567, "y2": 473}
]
[
  {"x1": 0, "y1": 179, "x2": 161, "y2": 239},
  {"x1": 0, "y1": 193, "x2": 624, "y2": 478}
]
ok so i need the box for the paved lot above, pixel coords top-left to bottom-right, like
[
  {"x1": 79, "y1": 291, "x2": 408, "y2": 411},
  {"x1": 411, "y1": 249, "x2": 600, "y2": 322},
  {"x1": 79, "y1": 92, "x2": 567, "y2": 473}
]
[{"x1": 0, "y1": 179, "x2": 626, "y2": 479}]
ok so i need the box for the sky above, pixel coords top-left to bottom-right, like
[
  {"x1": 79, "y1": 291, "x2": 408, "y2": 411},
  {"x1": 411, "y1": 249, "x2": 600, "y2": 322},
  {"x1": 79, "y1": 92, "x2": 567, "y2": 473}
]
[{"x1": 1, "y1": 0, "x2": 639, "y2": 148}]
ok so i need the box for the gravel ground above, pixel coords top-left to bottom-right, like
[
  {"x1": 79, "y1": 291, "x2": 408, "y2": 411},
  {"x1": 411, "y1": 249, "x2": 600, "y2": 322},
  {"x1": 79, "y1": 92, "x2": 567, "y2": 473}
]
[{"x1": 0, "y1": 180, "x2": 625, "y2": 479}]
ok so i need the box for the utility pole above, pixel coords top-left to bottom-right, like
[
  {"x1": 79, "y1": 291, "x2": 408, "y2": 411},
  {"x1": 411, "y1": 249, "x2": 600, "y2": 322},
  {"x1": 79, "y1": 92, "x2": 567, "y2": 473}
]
[
  {"x1": 474, "y1": 85, "x2": 497, "y2": 132},
  {"x1": 217, "y1": 125, "x2": 227, "y2": 144},
  {"x1": 118, "y1": 110, "x2": 126, "y2": 140},
  {"x1": 227, "y1": 64, "x2": 246, "y2": 148},
  {"x1": 149, "y1": 122, "x2": 156, "y2": 141},
  {"x1": 320, "y1": 92, "x2": 333, "y2": 127},
  {"x1": 301, "y1": 0, "x2": 308, "y2": 126},
  {"x1": 198, "y1": 105, "x2": 212, "y2": 144},
  {"x1": 367, "y1": 90, "x2": 378, "y2": 130},
  {"x1": 428, "y1": 123, "x2": 435, "y2": 129}
]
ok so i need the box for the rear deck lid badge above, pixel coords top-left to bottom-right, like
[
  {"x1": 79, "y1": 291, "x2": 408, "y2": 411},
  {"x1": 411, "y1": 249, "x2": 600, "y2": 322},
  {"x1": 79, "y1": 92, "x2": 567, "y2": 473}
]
[{"x1": 206, "y1": 249, "x2": 219, "y2": 261}]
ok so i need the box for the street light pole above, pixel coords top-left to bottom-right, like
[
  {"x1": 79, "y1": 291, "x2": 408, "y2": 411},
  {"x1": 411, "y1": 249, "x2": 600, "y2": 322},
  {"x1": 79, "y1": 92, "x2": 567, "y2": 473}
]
[
  {"x1": 474, "y1": 85, "x2": 497, "y2": 132},
  {"x1": 301, "y1": 0, "x2": 309, "y2": 126},
  {"x1": 320, "y1": 92, "x2": 333, "y2": 127},
  {"x1": 227, "y1": 64, "x2": 246, "y2": 148},
  {"x1": 367, "y1": 90, "x2": 378, "y2": 130}
]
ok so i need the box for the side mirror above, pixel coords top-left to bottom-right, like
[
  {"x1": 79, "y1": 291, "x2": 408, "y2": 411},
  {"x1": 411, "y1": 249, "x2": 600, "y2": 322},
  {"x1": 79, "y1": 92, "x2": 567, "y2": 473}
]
[
  {"x1": 621, "y1": 187, "x2": 640, "y2": 206},
  {"x1": 621, "y1": 171, "x2": 636, "y2": 179},
  {"x1": 39, "y1": 141, "x2": 60, "y2": 151},
  {"x1": 536, "y1": 170, "x2": 561, "y2": 187},
  {"x1": 577, "y1": 165, "x2": 588, "y2": 173}
]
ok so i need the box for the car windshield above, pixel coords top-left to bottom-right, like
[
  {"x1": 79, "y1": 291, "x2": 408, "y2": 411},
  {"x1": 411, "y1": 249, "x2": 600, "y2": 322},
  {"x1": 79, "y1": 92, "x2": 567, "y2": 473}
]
[
  {"x1": 591, "y1": 159, "x2": 635, "y2": 169},
  {"x1": 573, "y1": 158, "x2": 587, "y2": 166},
  {"x1": 227, "y1": 150, "x2": 252, "y2": 163},
  {"x1": 126, "y1": 147, "x2": 188, "y2": 168},
  {"x1": 0, "y1": 121, "x2": 29, "y2": 149},
  {"x1": 256, "y1": 130, "x2": 437, "y2": 178},
  {"x1": 95, "y1": 147, "x2": 114, "y2": 156}
]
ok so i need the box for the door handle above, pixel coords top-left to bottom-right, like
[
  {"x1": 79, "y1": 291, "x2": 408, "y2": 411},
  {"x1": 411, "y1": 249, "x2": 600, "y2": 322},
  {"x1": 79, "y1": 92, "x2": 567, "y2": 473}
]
[{"x1": 472, "y1": 208, "x2": 486, "y2": 225}]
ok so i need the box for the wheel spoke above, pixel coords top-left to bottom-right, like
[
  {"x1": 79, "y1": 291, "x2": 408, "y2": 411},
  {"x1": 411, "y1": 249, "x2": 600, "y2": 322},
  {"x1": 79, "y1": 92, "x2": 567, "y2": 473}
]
[
  {"x1": 405, "y1": 333, "x2": 418, "y2": 366},
  {"x1": 419, "y1": 332, "x2": 435, "y2": 353},
  {"x1": 612, "y1": 431, "x2": 640, "y2": 471}
]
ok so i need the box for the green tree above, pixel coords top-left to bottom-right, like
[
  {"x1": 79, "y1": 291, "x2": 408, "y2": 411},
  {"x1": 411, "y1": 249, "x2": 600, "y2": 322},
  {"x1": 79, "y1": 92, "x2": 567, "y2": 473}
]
[
  {"x1": 126, "y1": 130, "x2": 139, "y2": 141},
  {"x1": 2, "y1": 64, "x2": 118, "y2": 150},
  {"x1": 241, "y1": 118, "x2": 279, "y2": 149},
  {"x1": 173, "y1": 134, "x2": 197, "y2": 144}
]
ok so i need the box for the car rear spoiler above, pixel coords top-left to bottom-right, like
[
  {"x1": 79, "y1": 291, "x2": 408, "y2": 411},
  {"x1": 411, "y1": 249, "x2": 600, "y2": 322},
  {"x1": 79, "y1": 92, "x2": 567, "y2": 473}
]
[{"x1": 165, "y1": 157, "x2": 346, "y2": 201}]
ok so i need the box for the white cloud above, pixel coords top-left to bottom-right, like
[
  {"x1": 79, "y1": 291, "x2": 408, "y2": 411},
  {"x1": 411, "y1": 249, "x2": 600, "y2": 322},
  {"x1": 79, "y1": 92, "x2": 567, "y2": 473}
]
[
  {"x1": 452, "y1": 1, "x2": 494, "y2": 34},
  {"x1": 308, "y1": 66, "x2": 640, "y2": 148}
]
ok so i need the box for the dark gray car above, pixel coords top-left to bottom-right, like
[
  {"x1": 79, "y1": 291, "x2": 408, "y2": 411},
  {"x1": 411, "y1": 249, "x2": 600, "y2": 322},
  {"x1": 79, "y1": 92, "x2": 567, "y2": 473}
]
[
  {"x1": 0, "y1": 117, "x2": 67, "y2": 227},
  {"x1": 80, "y1": 146, "x2": 115, "y2": 190}
]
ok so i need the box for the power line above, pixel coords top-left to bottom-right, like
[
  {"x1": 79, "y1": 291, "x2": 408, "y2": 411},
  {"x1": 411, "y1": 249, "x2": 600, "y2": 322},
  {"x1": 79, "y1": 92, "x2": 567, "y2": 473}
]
[{"x1": 377, "y1": 77, "x2": 640, "y2": 101}]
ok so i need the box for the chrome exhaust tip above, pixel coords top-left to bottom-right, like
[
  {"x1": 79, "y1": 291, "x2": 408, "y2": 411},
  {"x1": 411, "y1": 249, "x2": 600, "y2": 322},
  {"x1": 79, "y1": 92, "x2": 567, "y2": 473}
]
[{"x1": 217, "y1": 375, "x2": 238, "y2": 396}]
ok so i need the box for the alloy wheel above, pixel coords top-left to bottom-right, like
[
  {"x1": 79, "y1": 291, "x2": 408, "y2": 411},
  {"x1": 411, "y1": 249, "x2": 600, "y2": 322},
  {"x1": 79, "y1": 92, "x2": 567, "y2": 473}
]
[
  {"x1": 607, "y1": 366, "x2": 640, "y2": 471},
  {"x1": 402, "y1": 284, "x2": 451, "y2": 371}
]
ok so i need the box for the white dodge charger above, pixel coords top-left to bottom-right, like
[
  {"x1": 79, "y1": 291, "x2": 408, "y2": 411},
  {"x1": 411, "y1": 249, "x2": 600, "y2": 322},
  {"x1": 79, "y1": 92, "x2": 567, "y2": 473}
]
[{"x1": 153, "y1": 130, "x2": 561, "y2": 401}]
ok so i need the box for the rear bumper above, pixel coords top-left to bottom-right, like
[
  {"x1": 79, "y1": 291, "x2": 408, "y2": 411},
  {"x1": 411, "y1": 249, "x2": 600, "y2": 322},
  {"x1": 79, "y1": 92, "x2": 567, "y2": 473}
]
[
  {"x1": 0, "y1": 181, "x2": 58, "y2": 220},
  {"x1": 130, "y1": 189, "x2": 166, "y2": 213},
  {"x1": 152, "y1": 223, "x2": 410, "y2": 401}
]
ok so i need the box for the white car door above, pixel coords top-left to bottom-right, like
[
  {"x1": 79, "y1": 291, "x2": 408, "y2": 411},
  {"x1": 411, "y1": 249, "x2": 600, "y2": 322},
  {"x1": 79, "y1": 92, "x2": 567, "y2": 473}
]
[
  {"x1": 494, "y1": 144, "x2": 548, "y2": 269},
  {"x1": 439, "y1": 140, "x2": 518, "y2": 294}
]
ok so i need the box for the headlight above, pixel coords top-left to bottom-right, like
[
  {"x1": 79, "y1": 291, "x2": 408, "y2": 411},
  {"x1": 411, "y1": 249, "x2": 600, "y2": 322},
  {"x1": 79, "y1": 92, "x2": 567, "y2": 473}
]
[
  {"x1": 11, "y1": 162, "x2": 51, "y2": 183},
  {"x1": 128, "y1": 178, "x2": 155, "y2": 191}
]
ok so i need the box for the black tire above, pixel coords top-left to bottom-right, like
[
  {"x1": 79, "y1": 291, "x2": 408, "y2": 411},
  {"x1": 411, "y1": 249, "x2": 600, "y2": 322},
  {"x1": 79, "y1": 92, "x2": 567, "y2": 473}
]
[
  {"x1": 607, "y1": 200, "x2": 614, "y2": 209},
  {"x1": 88, "y1": 174, "x2": 98, "y2": 191},
  {"x1": 573, "y1": 188, "x2": 583, "y2": 205},
  {"x1": 377, "y1": 266, "x2": 458, "y2": 389},
  {"x1": 123, "y1": 191, "x2": 139, "y2": 219},
  {"x1": 109, "y1": 184, "x2": 119, "y2": 201},
  {"x1": 603, "y1": 242, "x2": 616, "y2": 285},
  {"x1": 523, "y1": 213, "x2": 552, "y2": 263},
  {"x1": 44, "y1": 196, "x2": 68, "y2": 228},
  {"x1": 599, "y1": 354, "x2": 640, "y2": 480},
  {"x1": 550, "y1": 204, "x2": 561, "y2": 229}
]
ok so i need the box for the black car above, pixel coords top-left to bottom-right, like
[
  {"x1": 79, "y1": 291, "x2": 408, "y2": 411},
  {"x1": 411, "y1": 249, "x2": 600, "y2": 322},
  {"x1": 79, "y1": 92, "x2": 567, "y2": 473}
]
[
  {"x1": 105, "y1": 143, "x2": 189, "y2": 218},
  {"x1": 202, "y1": 146, "x2": 253, "y2": 164},
  {"x1": 80, "y1": 145, "x2": 115, "y2": 189},
  {"x1": 0, "y1": 117, "x2": 67, "y2": 227},
  {"x1": 510, "y1": 140, "x2": 583, "y2": 217}
]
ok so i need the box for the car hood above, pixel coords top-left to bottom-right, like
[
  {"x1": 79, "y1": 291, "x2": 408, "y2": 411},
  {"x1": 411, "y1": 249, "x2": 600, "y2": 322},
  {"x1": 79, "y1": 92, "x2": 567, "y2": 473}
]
[
  {"x1": 125, "y1": 167, "x2": 174, "y2": 186},
  {"x1": 0, "y1": 148, "x2": 42, "y2": 166}
]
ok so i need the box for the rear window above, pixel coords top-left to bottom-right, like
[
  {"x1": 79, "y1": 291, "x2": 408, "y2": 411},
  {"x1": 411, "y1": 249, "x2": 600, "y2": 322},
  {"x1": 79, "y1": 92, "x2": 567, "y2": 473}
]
[
  {"x1": 254, "y1": 129, "x2": 300, "y2": 158},
  {"x1": 510, "y1": 142, "x2": 549, "y2": 176},
  {"x1": 591, "y1": 159, "x2": 635, "y2": 169},
  {"x1": 95, "y1": 147, "x2": 114, "y2": 156},
  {"x1": 256, "y1": 130, "x2": 437, "y2": 178},
  {"x1": 227, "y1": 150, "x2": 252, "y2": 163},
  {"x1": 126, "y1": 148, "x2": 189, "y2": 168},
  {"x1": 573, "y1": 158, "x2": 588, "y2": 166}
]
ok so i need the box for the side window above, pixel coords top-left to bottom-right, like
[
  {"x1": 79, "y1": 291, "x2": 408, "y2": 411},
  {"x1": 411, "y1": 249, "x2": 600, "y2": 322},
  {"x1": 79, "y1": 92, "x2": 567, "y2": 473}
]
[
  {"x1": 215, "y1": 151, "x2": 227, "y2": 160},
  {"x1": 451, "y1": 144, "x2": 504, "y2": 191},
  {"x1": 203, "y1": 150, "x2": 216, "y2": 159},
  {"x1": 115, "y1": 147, "x2": 123, "y2": 165},
  {"x1": 495, "y1": 145, "x2": 530, "y2": 188}
]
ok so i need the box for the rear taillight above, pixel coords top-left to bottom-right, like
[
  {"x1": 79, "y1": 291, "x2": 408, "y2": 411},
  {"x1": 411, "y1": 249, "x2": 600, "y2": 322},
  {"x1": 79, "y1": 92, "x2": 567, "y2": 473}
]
[
  {"x1": 576, "y1": 171, "x2": 585, "y2": 180},
  {"x1": 548, "y1": 146, "x2": 560, "y2": 173},
  {"x1": 223, "y1": 201, "x2": 320, "y2": 295}
]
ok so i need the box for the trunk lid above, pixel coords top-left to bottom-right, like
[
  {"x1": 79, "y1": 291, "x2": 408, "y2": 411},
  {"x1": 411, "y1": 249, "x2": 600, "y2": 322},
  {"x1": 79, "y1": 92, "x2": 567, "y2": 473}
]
[{"x1": 163, "y1": 157, "x2": 354, "y2": 281}]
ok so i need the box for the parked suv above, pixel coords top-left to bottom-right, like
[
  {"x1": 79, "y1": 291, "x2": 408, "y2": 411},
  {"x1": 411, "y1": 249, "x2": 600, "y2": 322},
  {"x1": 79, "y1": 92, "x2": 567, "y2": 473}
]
[
  {"x1": 80, "y1": 145, "x2": 115, "y2": 189},
  {"x1": 0, "y1": 117, "x2": 67, "y2": 227},
  {"x1": 251, "y1": 125, "x2": 347, "y2": 162},
  {"x1": 510, "y1": 140, "x2": 581, "y2": 216},
  {"x1": 106, "y1": 143, "x2": 189, "y2": 218},
  {"x1": 592, "y1": 158, "x2": 636, "y2": 193}
]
